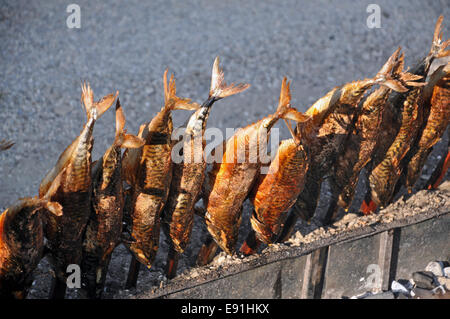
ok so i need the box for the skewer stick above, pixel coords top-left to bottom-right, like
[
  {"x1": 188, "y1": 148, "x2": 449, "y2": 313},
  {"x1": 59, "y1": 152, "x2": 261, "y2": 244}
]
[
  {"x1": 196, "y1": 234, "x2": 219, "y2": 266},
  {"x1": 125, "y1": 256, "x2": 141, "y2": 289}
]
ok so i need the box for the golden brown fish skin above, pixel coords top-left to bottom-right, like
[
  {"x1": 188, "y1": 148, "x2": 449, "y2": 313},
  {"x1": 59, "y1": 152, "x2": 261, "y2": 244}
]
[
  {"x1": 39, "y1": 84, "x2": 117, "y2": 298},
  {"x1": 406, "y1": 71, "x2": 450, "y2": 191},
  {"x1": 203, "y1": 78, "x2": 297, "y2": 255},
  {"x1": 249, "y1": 137, "x2": 309, "y2": 244},
  {"x1": 126, "y1": 104, "x2": 174, "y2": 267},
  {"x1": 123, "y1": 71, "x2": 199, "y2": 268},
  {"x1": 0, "y1": 198, "x2": 62, "y2": 299},
  {"x1": 81, "y1": 100, "x2": 144, "y2": 299},
  {"x1": 162, "y1": 57, "x2": 250, "y2": 256},
  {"x1": 204, "y1": 119, "x2": 269, "y2": 254}
]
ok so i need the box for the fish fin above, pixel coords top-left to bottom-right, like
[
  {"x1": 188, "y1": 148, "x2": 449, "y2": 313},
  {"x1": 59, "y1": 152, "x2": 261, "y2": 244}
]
[
  {"x1": 381, "y1": 80, "x2": 409, "y2": 92},
  {"x1": 0, "y1": 139, "x2": 14, "y2": 151},
  {"x1": 430, "y1": 16, "x2": 449, "y2": 58},
  {"x1": 113, "y1": 99, "x2": 145, "y2": 149},
  {"x1": 433, "y1": 16, "x2": 444, "y2": 45},
  {"x1": 137, "y1": 123, "x2": 147, "y2": 138},
  {"x1": 81, "y1": 82, "x2": 94, "y2": 118},
  {"x1": 376, "y1": 50, "x2": 423, "y2": 92},
  {"x1": 283, "y1": 119, "x2": 297, "y2": 141},
  {"x1": 377, "y1": 47, "x2": 402, "y2": 76},
  {"x1": 163, "y1": 69, "x2": 201, "y2": 111},
  {"x1": 282, "y1": 109, "x2": 311, "y2": 143},
  {"x1": 281, "y1": 108, "x2": 311, "y2": 123},
  {"x1": 81, "y1": 82, "x2": 117, "y2": 120},
  {"x1": 95, "y1": 91, "x2": 118, "y2": 118},
  {"x1": 209, "y1": 56, "x2": 250, "y2": 99},
  {"x1": 115, "y1": 98, "x2": 126, "y2": 138},
  {"x1": 121, "y1": 134, "x2": 145, "y2": 149},
  {"x1": 275, "y1": 77, "x2": 292, "y2": 116},
  {"x1": 44, "y1": 201, "x2": 63, "y2": 217}
]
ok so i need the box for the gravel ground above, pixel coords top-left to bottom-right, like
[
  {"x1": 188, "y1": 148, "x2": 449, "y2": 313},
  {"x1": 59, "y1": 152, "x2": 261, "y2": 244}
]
[{"x1": 0, "y1": 0, "x2": 449, "y2": 299}]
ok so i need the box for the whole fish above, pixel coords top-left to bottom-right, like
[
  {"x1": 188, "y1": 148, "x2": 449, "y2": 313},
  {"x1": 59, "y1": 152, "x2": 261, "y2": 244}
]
[
  {"x1": 121, "y1": 70, "x2": 198, "y2": 287},
  {"x1": 405, "y1": 62, "x2": 450, "y2": 191},
  {"x1": 240, "y1": 102, "x2": 311, "y2": 255},
  {"x1": 162, "y1": 57, "x2": 249, "y2": 278},
  {"x1": 81, "y1": 99, "x2": 144, "y2": 299},
  {"x1": 197, "y1": 77, "x2": 304, "y2": 265},
  {"x1": 330, "y1": 49, "x2": 421, "y2": 213},
  {"x1": 277, "y1": 51, "x2": 406, "y2": 242},
  {"x1": 0, "y1": 197, "x2": 62, "y2": 299},
  {"x1": 361, "y1": 15, "x2": 449, "y2": 213},
  {"x1": 39, "y1": 83, "x2": 117, "y2": 299}
]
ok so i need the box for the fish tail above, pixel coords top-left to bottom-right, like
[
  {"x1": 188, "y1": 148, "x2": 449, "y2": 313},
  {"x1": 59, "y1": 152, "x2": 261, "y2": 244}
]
[
  {"x1": 81, "y1": 82, "x2": 118, "y2": 121},
  {"x1": 113, "y1": 99, "x2": 145, "y2": 149},
  {"x1": 275, "y1": 77, "x2": 292, "y2": 116},
  {"x1": 275, "y1": 77, "x2": 310, "y2": 122},
  {"x1": 209, "y1": 56, "x2": 250, "y2": 100},
  {"x1": 432, "y1": 15, "x2": 450, "y2": 58},
  {"x1": 374, "y1": 48, "x2": 422, "y2": 92},
  {"x1": 163, "y1": 69, "x2": 200, "y2": 111},
  {"x1": 43, "y1": 200, "x2": 63, "y2": 217}
]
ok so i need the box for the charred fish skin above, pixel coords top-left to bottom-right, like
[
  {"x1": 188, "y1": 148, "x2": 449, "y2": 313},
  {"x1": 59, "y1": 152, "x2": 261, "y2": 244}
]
[
  {"x1": 404, "y1": 17, "x2": 450, "y2": 191},
  {"x1": 406, "y1": 67, "x2": 450, "y2": 191},
  {"x1": 0, "y1": 198, "x2": 62, "y2": 299},
  {"x1": 123, "y1": 70, "x2": 199, "y2": 268},
  {"x1": 333, "y1": 49, "x2": 421, "y2": 210},
  {"x1": 361, "y1": 16, "x2": 449, "y2": 213},
  {"x1": 81, "y1": 100, "x2": 144, "y2": 299},
  {"x1": 287, "y1": 56, "x2": 402, "y2": 225},
  {"x1": 162, "y1": 57, "x2": 249, "y2": 258},
  {"x1": 39, "y1": 83, "x2": 117, "y2": 298},
  {"x1": 369, "y1": 86, "x2": 422, "y2": 207},
  {"x1": 203, "y1": 78, "x2": 300, "y2": 256}
]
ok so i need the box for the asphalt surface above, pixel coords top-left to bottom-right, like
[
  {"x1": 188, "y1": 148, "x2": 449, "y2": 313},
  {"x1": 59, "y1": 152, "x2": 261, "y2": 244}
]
[{"x1": 0, "y1": 0, "x2": 448, "y2": 298}]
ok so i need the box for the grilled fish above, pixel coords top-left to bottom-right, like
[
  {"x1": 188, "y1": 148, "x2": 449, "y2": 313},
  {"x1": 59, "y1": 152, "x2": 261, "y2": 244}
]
[
  {"x1": 162, "y1": 57, "x2": 249, "y2": 278},
  {"x1": 198, "y1": 77, "x2": 304, "y2": 264},
  {"x1": 121, "y1": 70, "x2": 199, "y2": 272},
  {"x1": 331, "y1": 49, "x2": 422, "y2": 213},
  {"x1": 81, "y1": 99, "x2": 144, "y2": 299},
  {"x1": 0, "y1": 197, "x2": 62, "y2": 299},
  {"x1": 361, "y1": 16, "x2": 449, "y2": 213},
  {"x1": 39, "y1": 83, "x2": 117, "y2": 298},
  {"x1": 277, "y1": 51, "x2": 407, "y2": 241},
  {"x1": 405, "y1": 62, "x2": 450, "y2": 191},
  {"x1": 240, "y1": 103, "x2": 311, "y2": 254}
]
